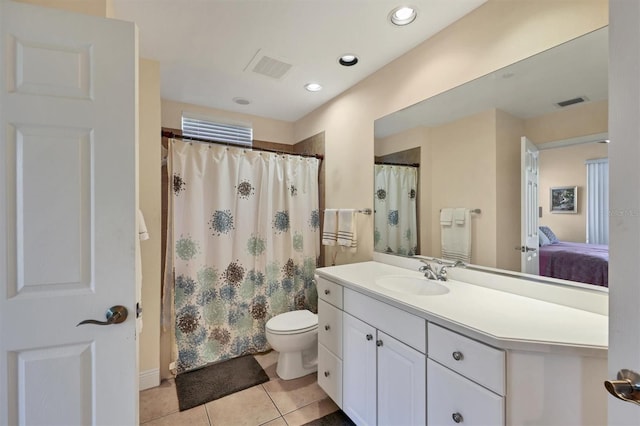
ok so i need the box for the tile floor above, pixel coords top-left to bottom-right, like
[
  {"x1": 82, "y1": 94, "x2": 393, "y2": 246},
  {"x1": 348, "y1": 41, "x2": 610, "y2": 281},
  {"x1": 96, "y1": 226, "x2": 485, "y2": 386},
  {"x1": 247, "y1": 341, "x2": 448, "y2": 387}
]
[{"x1": 139, "y1": 351, "x2": 339, "y2": 426}]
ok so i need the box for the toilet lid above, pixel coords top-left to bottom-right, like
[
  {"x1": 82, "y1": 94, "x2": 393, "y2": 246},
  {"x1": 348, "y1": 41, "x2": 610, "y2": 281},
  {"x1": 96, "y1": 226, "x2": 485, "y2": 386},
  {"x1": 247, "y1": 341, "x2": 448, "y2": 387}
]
[{"x1": 266, "y1": 310, "x2": 317, "y2": 333}]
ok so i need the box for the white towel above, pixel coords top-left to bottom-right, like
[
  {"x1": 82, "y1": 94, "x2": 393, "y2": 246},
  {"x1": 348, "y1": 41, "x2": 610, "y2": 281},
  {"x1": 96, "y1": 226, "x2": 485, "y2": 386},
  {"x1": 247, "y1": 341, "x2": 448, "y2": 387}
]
[
  {"x1": 440, "y1": 208, "x2": 453, "y2": 225},
  {"x1": 337, "y1": 209, "x2": 358, "y2": 251},
  {"x1": 441, "y1": 209, "x2": 472, "y2": 263},
  {"x1": 322, "y1": 209, "x2": 338, "y2": 246},
  {"x1": 454, "y1": 208, "x2": 467, "y2": 225}
]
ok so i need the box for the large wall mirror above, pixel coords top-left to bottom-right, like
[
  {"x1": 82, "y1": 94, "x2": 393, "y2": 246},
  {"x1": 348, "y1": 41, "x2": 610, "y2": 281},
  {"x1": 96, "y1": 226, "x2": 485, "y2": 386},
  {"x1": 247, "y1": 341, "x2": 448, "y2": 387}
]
[{"x1": 374, "y1": 27, "x2": 608, "y2": 289}]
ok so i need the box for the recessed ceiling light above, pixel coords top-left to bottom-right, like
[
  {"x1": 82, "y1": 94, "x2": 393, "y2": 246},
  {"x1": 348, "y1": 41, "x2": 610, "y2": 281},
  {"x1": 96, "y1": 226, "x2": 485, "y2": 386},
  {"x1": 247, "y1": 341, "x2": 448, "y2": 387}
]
[
  {"x1": 339, "y1": 54, "x2": 359, "y2": 67},
  {"x1": 233, "y1": 97, "x2": 251, "y2": 105},
  {"x1": 389, "y1": 6, "x2": 417, "y2": 26},
  {"x1": 305, "y1": 83, "x2": 322, "y2": 92}
]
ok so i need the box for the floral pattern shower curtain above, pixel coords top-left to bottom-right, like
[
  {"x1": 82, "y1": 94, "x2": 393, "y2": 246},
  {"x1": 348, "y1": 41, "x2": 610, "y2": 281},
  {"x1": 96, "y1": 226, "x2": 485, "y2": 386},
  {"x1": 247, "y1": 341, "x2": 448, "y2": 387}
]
[
  {"x1": 170, "y1": 139, "x2": 320, "y2": 373},
  {"x1": 374, "y1": 164, "x2": 418, "y2": 256}
]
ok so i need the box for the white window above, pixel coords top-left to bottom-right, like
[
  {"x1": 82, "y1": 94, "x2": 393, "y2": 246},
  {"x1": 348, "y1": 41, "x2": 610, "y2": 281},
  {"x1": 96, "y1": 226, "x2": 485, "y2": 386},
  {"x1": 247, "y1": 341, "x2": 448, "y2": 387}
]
[
  {"x1": 586, "y1": 158, "x2": 609, "y2": 244},
  {"x1": 181, "y1": 113, "x2": 253, "y2": 147}
]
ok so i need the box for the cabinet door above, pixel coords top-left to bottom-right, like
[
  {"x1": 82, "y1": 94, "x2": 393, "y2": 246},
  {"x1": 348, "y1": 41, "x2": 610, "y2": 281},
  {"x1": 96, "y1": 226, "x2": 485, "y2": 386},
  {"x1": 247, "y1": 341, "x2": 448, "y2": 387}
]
[
  {"x1": 343, "y1": 313, "x2": 377, "y2": 426},
  {"x1": 427, "y1": 359, "x2": 504, "y2": 426},
  {"x1": 377, "y1": 331, "x2": 426, "y2": 426}
]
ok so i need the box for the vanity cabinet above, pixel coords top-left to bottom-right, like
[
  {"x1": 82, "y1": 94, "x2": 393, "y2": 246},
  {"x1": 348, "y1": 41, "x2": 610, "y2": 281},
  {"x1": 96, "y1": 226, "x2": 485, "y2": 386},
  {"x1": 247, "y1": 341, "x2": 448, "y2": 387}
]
[
  {"x1": 343, "y1": 287, "x2": 426, "y2": 426},
  {"x1": 343, "y1": 313, "x2": 426, "y2": 426}
]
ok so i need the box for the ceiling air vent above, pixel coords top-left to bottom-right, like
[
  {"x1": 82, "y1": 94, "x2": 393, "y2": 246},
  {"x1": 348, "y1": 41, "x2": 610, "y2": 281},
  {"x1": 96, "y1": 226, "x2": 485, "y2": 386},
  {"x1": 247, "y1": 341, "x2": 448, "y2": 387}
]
[
  {"x1": 556, "y1": 96, "x2": 588, "y2": 108},
  {"x1": 244, "y1": 49, "x2": 293, "y2": 80}
]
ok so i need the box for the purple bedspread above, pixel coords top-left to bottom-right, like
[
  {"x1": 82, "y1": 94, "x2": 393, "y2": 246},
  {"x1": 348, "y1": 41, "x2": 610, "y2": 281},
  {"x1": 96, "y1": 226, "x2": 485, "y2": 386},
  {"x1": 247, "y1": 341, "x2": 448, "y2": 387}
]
[{"x1": 539, "y1": 241, "x2": 608, "y2": 287}]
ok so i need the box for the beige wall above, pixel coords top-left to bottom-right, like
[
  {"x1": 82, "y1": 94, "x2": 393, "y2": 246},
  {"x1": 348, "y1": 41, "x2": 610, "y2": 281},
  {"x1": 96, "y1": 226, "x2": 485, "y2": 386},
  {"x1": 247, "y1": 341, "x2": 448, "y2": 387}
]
[
  {"x1": 525, "y1": 100, "x2": 608, "y2": 143},
  {"x1": 539, "y1": 143, "x2": 608, "y2": 242},
  {"x1": 294, "y1": 0, "x2": 608, "y2": 266},
  {"x1": 161, "y1": 99, "x2": 295, "y2": 144},
  {"x1": 527, "y1": 100, "x2": 609, "y2": 243},
  {"x1": 430, "y1": 110, "x2": 498, "y2": 266},
  {"x1": 139, "y1": 59, "x2": 162, "y2": 377}
]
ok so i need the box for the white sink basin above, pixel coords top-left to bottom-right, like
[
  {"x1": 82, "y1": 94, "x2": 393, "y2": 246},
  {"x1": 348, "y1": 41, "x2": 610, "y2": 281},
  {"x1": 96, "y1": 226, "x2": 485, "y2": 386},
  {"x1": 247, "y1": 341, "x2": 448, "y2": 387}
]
[{"x1": 374, "y1": 275, "x2": 449, "y2": 296}]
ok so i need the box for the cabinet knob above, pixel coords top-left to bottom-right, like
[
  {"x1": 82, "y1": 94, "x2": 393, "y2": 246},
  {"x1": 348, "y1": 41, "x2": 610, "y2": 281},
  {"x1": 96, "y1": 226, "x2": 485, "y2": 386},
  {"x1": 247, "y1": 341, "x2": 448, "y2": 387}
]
[
  {"x1": 324, "y1": 324, "x2": 331, "y2": 331},
  {"x1": 376, "y1": 339, "x2": 383, "y2": 347},
  {"x1": 324, "y1": 289, "x2": 330, "y2": 295},
  {"x1": 366, "y1": 334, "x2": 373, "y2": 341},
  {"x1": 452, "y1": 412, "x2": 463, "y2": 423},
  {"x1": 324, "y1": 371, "x2": 330, "y2": 378},
  {"x1": 452, "y1": 351, "x2": 464, "y2": 361}
]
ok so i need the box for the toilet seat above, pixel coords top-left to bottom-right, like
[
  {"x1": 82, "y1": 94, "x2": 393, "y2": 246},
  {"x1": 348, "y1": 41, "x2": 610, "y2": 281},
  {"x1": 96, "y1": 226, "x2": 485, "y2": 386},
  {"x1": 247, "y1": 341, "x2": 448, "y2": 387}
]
[{"x1": 266, "y1": 310, "x2": 318, "y2": 335}]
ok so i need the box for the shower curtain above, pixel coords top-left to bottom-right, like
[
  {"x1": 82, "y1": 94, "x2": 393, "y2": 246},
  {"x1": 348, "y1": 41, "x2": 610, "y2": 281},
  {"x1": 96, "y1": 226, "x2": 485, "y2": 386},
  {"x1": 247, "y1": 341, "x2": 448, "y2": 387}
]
[
  {"x1": 170, "y1": 139, "x2": 320, "y2": 373},
  {"x1": 374, "y1": 164, "x2": 418, "y2": 256}
]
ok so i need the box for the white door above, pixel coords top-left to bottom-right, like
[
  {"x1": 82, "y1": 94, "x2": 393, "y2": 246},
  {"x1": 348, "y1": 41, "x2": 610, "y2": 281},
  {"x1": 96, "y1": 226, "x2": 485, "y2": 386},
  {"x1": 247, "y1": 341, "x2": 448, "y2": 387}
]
[
  {"x1": 520, "y1": 136, "x2": 540, "y2": 275},
  {"x1": 377, "y1": 331, "x2": 426, "y2": 426},
  {"x1": 0, "y1": 2, "x2": 138, "y2": 425},
  {"x1": 608, "y1": 1, "x2": 640, "y2": 424},
  {"x1": 343, "y1": 313, "x2": 377, "y2": 426}
]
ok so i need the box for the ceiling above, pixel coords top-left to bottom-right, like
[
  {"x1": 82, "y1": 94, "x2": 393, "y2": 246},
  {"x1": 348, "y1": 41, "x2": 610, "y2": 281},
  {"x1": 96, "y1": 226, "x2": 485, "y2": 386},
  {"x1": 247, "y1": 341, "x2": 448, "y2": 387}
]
[
  {"x1": 111, "y1": 0, "x2": 486, "y2": 122},
  {"x1": 375, "y1": 27, "x2": 608, "y2": 139}
]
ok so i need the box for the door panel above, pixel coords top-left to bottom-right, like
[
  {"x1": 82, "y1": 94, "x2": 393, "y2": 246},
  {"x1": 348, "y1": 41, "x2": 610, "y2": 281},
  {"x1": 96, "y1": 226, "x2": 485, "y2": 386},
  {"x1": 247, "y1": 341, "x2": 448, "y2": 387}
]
[
  {"x1": 0, "y1": 2, "x2": 138, "y2": 424},
  {"x1": 521, "y1": 136, "x2": 539, "y2": 275},
  {"x1": 342, "y1": 313, "x2": 376, "y2": 426},
  {"x1": 377, "y1": 331, "x2": 426, "y2": 426}
]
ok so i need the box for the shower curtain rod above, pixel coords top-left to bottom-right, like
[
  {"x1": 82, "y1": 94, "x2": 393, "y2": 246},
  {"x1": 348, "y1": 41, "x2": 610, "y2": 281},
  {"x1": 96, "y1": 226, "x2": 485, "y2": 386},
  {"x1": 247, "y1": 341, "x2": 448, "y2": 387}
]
[
  {"x1": 162, "y1": 130, "x2": 324, "y2": 160},
  {"x1": 375, "y1": 161, "x2": 420, "y2": 167}
]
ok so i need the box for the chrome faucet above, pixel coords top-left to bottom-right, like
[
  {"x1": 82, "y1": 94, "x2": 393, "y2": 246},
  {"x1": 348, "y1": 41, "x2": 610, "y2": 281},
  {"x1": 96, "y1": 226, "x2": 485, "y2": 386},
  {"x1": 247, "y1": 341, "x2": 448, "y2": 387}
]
[
  {"x1": 418, "y1": 263, "x2": 438, "y2": 280},
  {"x1": 419, "y1": 259, "x2": 466, "y2": 281}
]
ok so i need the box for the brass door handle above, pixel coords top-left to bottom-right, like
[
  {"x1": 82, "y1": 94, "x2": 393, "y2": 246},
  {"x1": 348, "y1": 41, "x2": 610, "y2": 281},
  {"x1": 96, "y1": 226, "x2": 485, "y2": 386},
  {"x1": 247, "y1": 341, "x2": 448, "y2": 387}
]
[
  {"x1": 605, "y1": 369, "x2": 640, "y2": 405},
  {"x1": 77, "y1": 305, "x2": 128, "y2": 326}
]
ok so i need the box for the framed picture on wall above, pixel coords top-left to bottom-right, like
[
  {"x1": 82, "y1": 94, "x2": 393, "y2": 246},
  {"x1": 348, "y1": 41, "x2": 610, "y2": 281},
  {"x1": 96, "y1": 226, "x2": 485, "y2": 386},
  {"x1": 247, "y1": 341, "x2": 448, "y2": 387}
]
[{"x1": 550, "y1": 186, "x2": 578, "y2": 213}]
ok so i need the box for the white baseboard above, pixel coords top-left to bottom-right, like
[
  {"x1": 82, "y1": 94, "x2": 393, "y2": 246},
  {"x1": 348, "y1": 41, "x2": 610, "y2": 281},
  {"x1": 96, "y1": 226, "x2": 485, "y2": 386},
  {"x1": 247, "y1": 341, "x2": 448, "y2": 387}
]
[{"x1": 139, "y1": 368, "x2": 160, "y2": 391}]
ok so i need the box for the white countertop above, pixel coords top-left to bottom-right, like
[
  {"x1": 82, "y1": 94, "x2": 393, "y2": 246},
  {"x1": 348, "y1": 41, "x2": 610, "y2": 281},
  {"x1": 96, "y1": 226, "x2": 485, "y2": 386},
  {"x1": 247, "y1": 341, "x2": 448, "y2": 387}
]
[{"x1": 316, "y1": 261, "x2": 608, "y2": 357}]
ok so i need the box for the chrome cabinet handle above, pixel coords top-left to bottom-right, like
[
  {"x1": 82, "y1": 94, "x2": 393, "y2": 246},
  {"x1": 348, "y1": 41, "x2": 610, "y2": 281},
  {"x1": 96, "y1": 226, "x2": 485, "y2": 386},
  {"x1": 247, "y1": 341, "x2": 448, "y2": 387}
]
[
  {"x1": 324, "y1": 371, "x2": 330, "y2": 378},
  {"x1": 452, "y1": 412, "x2": 463, "y2": 423},
  {"x1": 77, "y1": 305, "x2": 128, "y2": 326},
  {"x1": 324, "y1": 324, "x2": 331, "y2": 331},
  {"x1": 376, "y1": 340, "x2": 383, "y2": 347},
  {"x1": 452, "y1": 351, "x2": 463, "y2": 361},
  {"x1": 366, "y1": 334, "x2": 373, "y2": 341},
  {"x1": 324, "y1": 289, "x2": 330, "y2": 295},
  {"x1": 605, "y1": 369, "x2": 640, "y2": 405}
]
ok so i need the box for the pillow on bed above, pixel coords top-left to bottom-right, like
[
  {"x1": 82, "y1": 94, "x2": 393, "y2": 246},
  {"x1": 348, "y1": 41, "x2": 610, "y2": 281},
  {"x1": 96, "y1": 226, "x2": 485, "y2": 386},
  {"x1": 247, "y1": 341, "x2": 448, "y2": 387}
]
[
  {"x1": 539, "y1": 231, "x2": 552, "y2": 246},
  {"x1": 539, "y1": 226, "x2": 559, "y2": 244}
]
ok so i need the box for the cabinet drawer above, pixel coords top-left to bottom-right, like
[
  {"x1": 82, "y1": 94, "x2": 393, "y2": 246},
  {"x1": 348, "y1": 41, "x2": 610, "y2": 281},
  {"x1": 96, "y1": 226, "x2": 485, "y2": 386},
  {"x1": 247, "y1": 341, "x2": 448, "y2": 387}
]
[
  {"x1": 428, "y1": 323, "x2": 505, "y2": 395},
  {"x1": 318, "y1": 344, "x2": 343, "y2": 408},
  {"x1": 318, "y1": 299, "x2": 343, "y2": 357},
  {"x1": 344, "y1": 288, "x2": 426, "y2": 353},
  {"x1": 427, "y1": 359, "x2": 504, "y2": 426},
  {"x1": 316, "y1": 275, "x2": 343, "y2": 308}
]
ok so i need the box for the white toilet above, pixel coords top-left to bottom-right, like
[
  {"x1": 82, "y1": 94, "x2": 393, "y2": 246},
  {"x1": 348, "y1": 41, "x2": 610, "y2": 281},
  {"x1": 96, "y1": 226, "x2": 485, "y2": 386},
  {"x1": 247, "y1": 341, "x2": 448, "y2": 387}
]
[{"x1": 265, "y1": 309, "x2": 318, "y2": 380}]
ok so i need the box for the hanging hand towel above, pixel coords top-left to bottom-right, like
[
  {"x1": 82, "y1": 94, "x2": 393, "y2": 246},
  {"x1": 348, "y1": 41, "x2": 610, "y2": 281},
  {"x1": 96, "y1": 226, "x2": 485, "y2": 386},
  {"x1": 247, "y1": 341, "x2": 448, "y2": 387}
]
[
  {"x1": 441, "y1": 208, "x2": 472, "y2": 263},
  {"x1": 454, "y1": 207, "x2": 467, "y2": 225},
  {"x1": 337, "y1": 209, "x2": 358, "y2": 251},
  {"x1": 322, "y1": 209, "x2": 338, "y2": 245},
  {"x1": 440, "y1": 208, "x2": 453, "y2": 225}
]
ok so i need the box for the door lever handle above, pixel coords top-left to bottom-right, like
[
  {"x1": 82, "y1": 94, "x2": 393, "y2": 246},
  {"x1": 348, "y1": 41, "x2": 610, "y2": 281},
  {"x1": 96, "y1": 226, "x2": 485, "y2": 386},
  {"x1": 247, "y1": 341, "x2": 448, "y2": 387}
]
[
  {"x1": 77, "y1": 305, "x2": 128, "y2": 326},
  {"x1": 605, "y1": 369, "x2": 640, "y2": 405}
]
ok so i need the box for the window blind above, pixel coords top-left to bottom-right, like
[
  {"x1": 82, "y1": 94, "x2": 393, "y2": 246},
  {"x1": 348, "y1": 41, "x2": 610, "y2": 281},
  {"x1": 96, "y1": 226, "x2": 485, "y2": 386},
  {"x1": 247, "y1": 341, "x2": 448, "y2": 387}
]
[
  {"x1": 586, "y1": 158, "x2": 609, "y2": 244},
  {"x1": 181, "y1": 114, "x2": 253, "y2": 147}
]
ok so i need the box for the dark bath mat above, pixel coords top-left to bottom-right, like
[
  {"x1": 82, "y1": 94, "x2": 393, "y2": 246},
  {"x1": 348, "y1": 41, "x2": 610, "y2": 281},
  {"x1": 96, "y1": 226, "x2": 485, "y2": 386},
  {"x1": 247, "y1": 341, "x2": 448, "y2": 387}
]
[
  {"x1": 303, "y1": 410, "x2": 355, "y2": 426},
  {"x1": 175, "y1": 354, "x2": 270, "y2": 411}
]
